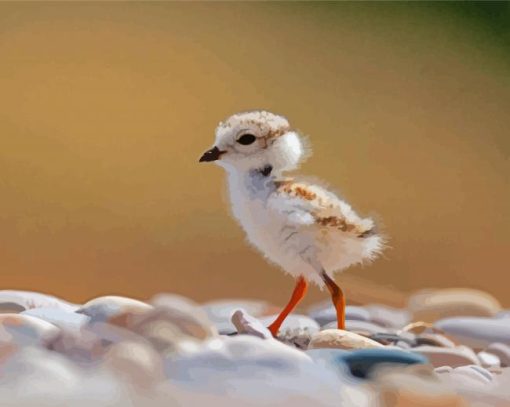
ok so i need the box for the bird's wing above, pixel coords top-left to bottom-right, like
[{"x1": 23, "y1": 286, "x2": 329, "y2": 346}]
[{"x1": 269, "y1": 179, "x2": 376, "y2": 237}]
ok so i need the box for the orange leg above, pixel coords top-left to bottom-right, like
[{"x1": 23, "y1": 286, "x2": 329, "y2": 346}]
[
  {"x1": 267, "y1": 276, "x2": 308, "y2": 337},
  {"x1": 321, "y1": 271, "x2": 346, "y2": 330}
]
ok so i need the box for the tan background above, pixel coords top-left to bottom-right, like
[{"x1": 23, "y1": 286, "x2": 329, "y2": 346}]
[{"x1": 0, "y1": 3, "x2": 508, "y2": 306}]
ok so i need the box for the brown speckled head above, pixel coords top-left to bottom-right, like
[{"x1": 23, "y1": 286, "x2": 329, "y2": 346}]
[
  {"x1": 216, "y1": 111, "x2": 290, "y2": 142},
  {"x1": 203, "y1": 110, "x2": 305, "y2": 174}
]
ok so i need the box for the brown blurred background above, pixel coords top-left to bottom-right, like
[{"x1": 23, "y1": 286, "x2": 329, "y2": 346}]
[{"x1": 0, "y1": 3, "x2": 508, "y2": 307}]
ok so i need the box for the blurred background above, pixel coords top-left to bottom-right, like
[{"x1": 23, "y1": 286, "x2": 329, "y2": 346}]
[{"x1": 0, "y1": 2, "x2": 508, "y2": 307}]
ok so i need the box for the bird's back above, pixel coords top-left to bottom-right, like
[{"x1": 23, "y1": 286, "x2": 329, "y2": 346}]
[{"x1": 227, "y1": 173, "x2": 383, "y2": 286}]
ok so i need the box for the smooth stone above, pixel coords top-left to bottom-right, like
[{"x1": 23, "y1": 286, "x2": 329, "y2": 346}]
[
  {"x1": 259, "y1": 314, "x2": 320, "y2": 335},
  {"x1": 411, "y1": 345, "x2": 480, "y2": 368},
  {"x1": 77, "y1": 295, "x2": 152, "y2": 323},
  {"x1": 435, "y1": 317, "x2": 510, "y2": 349},
  {"x1": 323, "y1": 319, "x2": 388, "y2": 336},
  {"x1": 453, "y1": 365, "x2": 493, "y2": 383},
  {"x1": 0, "y1": 346, "x2": 130, "y2": 405},
  {"x1": 21, "y1": 308, "x2": 89, "y2": 332},
  {"x1": 305, "y1": 348, "x2": 349, "y2": 364},
  {"x1": 415, "y1": 332, "x2": 457, "y2": 348},
  {"x1": 369, "y1": 332, "x2": 417, "y2": 347},
  {"x1": 45, "y1": 328, "x2": 109, "y2": 364},
  {"x1": 104, "y1": 340, "x2": 164, "y2": 387},
  {"x1": 495, "y1": 310, "x2": 510, "y2": 319},
  {"x1": 164, "y1": 335, "x2": 354, "y2": 406},
  {"x1": 308, "y1": 302, "x2": 370, "y2": 326},
  {"x1": 0, "y1": 314, "x2": 60, "y2": 346},
  {"x1": 144, "y1": 301, "x2": 216, "y2": 340},
  {"x1": 477, "y1": 351, "x2": 500, "y2": 368},
  {"x1": 116, "y1": 300, "x2": 216, "y2": 353},
  {"x1": 408, "y1": 288, "x2": 501, "y2": 322},
  {"x1": 374, "y1": 366, "x2": 465, "y2": 406},
  {"x1": 365, "y1": 304, "x2": 410, "y2": 329},
  {"x1": 0, "y1": 290, "x2": 78, "y2": 313},
  {"x1": 337, "y1": 348, "x2": 428, "y2": 379},
  {"x1": 434, "y1": 365, "x2": 453, "y2": 373},
  {"x1": 485, "y1": 343, "x2": 510, "y2": 367},
  {"x1": 308, "y1": 329, "x2": 384, "y2": 350},
  {"x1": 231, "y1": 309, "x2": 272, "y2": 339},
  {"x1": 121, "y1": 315, "x2": 200, "y2": 353}
]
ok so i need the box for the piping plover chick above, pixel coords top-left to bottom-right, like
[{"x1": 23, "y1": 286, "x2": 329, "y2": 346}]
[{"x1": 199, "y1": 111, "x2": 384, "y2": 336}]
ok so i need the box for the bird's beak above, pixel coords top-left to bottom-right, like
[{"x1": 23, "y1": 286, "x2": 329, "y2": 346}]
[{"x1": 199, "y1": 146, "x2": 224, "y2": 162}]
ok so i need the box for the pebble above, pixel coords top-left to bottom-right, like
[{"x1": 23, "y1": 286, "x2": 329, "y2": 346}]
[
  {"x1": 369, "y1": 332, "x2": 417, "y2": 347},
  {"x1": 365, "y1": 304, "x2": 411, "y2": 329},
  {"x1": 163, "y1": 335, "x2": 356, "y2": 406},
  {"x1": 104, "y1": 340, "x2": 164, "y2": 387},
  {"x1": 375, "y1": 367, "x2": 465, "y2": 406},
  {"x1": 452, "y1": 365, "x2": 493, "y2": 383},
  {"x1": 0, "y1": 314, "x2": 60, "y2": 346},
  {"x1": 435, "y1": 317, "x2": 510, "y2": 349},
  {"x1": 415, "y1": 332, "x2": 456, "y2": 348},
  {"x1": 308, "y1": 329, "x2": 384, "y2": 350},
  {"x1": 21, "y1": 308, "x2": 89, "y2": 332},
  {"x1": 485, "y1": 343, "x2": 510, "y2": 367},
  {"x1": 76, "y1": 295, "x2": 152, "y2": 323},
  {"x1": 0, "y1": 346, "x2": 130, "y2": 405},
  {"x1": 0, "y1": 290, "x2": 78, "y2": 313},
  {"x1": 408, "y1": 288, "x2": 501, "y2": 322},
  {"x1": 411, "y1": 345, "x2": 480, "y2": 367},
  {"x1": 477, "y1": 351, "x2": 500, "y2": 368},
  {"x1": 337, "y1": 348, "x2": 428, "y2": 379},
  {"x1": 308, "y1": 302, "x2": 371, "y2": 326},
  {"x1": 495, "y1": 310, "x2": 510, "y2": 319},
  {"x1": 231, "y1": 309, "x2": 272, "y2": 339},
  {"x1": 322, "y1": 319, "x2": 388, "y2": 336}
]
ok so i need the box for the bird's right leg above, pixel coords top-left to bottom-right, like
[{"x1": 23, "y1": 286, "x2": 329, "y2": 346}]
[
  {"x1": 267, "y1": 276, "x2": 308, "y2": 337},
  {"x1": 321, "y1": 270, "x2": 346, "y2": 330}
]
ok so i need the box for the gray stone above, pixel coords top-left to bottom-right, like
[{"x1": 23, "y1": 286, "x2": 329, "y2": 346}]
[
  {"x1": 231, "y1": 309, "x2": 272, "y2": 339},
  {"x1": 365, "y1": 304, "x2": 410, "y2": 329},
  {"x1": 485, "y1": 343, "x2": 510, "y2": 367},
  {"x1": 21, "y1": 308, "x2": 89, "y2": 332},
  {"x1": 308, "y1": 301, "x2": 370, "y2": 326},
  {"x1": 453, "y1": 365, "x2": 493, "y2": 383},
  {"x1": 411, "y1": 345, "x2": 480, "y2": 368},
  {"x1": 408, "y1": 288, "x2": 501, "y2": 323},
  {"x1": 323, "y1": 319, "x2": 388, "y2": 336},
  {"x1": 477, "y1": 351, "x2": 500, "y2": 368},
  {"x1": 435, "y1": 317, "x2": 510, "y2": 349},
  {"x1": 77, "y1": 295, "x2": 152, "y2": 323},
  {"x1": 0, "y1": 290, "x2": 78, "y2": 313},
  {"x1": 308, "y1": 329, "x2": 384, "y2": 350},
  {"x1": 0, "y1": 314, "x2": 60, "y2": 346}
]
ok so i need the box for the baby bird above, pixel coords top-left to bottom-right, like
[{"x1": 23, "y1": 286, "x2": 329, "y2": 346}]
[{"x1": 199, "y1": 111, "x2": 383, "y2": 336}]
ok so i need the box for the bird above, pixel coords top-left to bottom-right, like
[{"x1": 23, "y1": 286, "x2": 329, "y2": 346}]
[{"x1": 199, "y1": 111, "x2": 384, "y2": 336}]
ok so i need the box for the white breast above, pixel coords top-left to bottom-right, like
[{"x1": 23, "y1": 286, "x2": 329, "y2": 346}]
[{"x1": 226, "y1": 172, "x2": 321, "y2": 283}]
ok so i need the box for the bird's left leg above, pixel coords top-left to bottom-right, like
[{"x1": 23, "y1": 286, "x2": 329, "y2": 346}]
[
  {"x1": 321, "y1": 270, "x2": 346, "y2": 330},
  {"x1": 267, "y1": 276, "x2": 308, "y2": 337}
]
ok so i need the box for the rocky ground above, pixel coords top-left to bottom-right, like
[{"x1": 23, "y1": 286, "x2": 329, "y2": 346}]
[{"x1": 0, "y1": 287, "x2": 508, "y2": 406}]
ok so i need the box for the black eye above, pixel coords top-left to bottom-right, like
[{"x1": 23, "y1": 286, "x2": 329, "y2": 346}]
[{"x1": 237, "y1": 134, "x2": 257, "y2": 145}]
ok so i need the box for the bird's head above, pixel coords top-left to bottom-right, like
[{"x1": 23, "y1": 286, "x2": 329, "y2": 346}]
[{"x1": 199, "y1": 111, "x2": 307, "y2": 176}]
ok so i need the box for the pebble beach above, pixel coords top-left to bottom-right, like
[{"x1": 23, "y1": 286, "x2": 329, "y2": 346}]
[{"x1": 0, "y1": 287, "x2": 508, "y2": 406}]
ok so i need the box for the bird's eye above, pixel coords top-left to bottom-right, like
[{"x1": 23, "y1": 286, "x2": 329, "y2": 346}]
[{"x1": 237, "y1": 134, "x2": 257, "y2": 145}]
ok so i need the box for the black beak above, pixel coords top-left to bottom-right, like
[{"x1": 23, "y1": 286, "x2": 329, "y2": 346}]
[{"x1": 199, "y1": 146, "x2": 224, "y2": 162}]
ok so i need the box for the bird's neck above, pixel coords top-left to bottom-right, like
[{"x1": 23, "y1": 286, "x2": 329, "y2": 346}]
[{"x1": 226, "y1": 165, "x2": 279, "y2": 201}]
